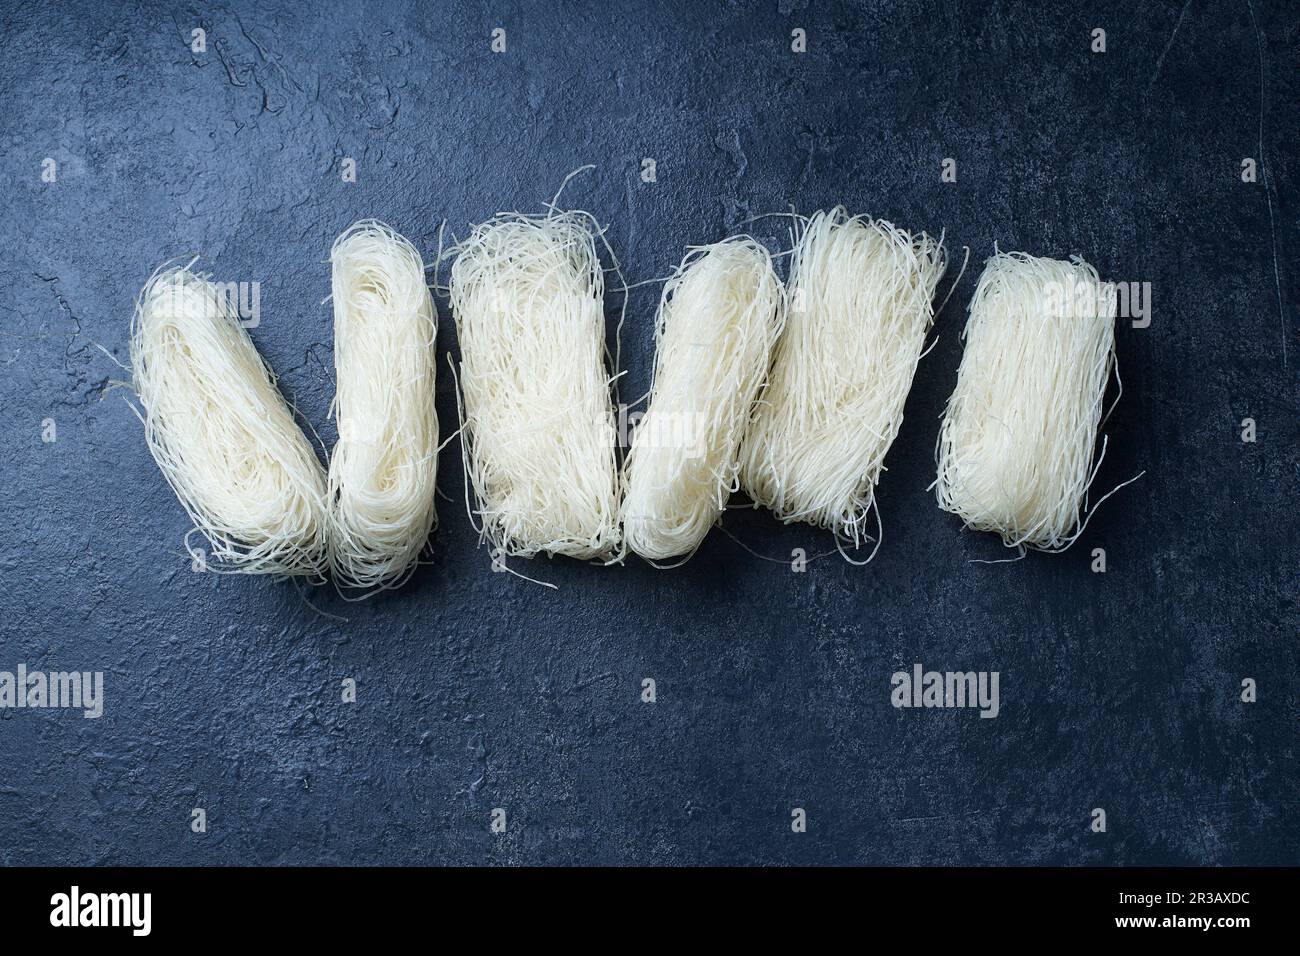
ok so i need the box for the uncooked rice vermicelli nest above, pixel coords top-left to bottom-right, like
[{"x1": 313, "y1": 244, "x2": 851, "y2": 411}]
[
  {"x1": 738, "y1": 208, "x2": 947, "y2": 561},
  {"x1": 449, "y1": 208, "x2": 621, "y2": 561},
  {"x1": 130, "y1": 262, "x2": 329, "y2": 576},
  {"x1": 933, "y1": 251, "x2": 1121, "y2": 551},
  {"x1": 622, "y1": 237, "x2": 785, "y2": 562},
  {"x1": 327, "y1": 221, "x2": 439, "y2": 592}
]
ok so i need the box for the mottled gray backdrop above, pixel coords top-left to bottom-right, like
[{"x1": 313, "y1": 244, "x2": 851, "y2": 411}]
[{"x1": 1, "y1": 0, "x2": 1296, "y2": 864}]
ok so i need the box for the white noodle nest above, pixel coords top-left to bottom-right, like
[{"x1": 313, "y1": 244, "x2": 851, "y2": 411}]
[
  {"x1": 622, "y1": 237, "x2": 785, "y2": 562},
  {"x1": 934, "y1": 251, "x2": 1118, "y2": 551},
  {"x1": 327, "y1": 221, "x2": 439, "y2": 592},
  {"x1": 738, "y1": 208, "x2": 946, "y2": 559},
  {"x1": 449, "y1": 210, "x2": 621, "y2": 561},
  {"x1": 130, "y1": 263, "x2": 329, "y2": 576}
]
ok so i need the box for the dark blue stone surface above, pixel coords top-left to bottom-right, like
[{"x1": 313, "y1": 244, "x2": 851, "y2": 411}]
[{"x1": 0, "y1": 0, "x2": 1295, "y2": 865}]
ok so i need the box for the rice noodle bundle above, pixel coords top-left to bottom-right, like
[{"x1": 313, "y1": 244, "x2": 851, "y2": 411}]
[
  {"x1": 327, "y1": 221, "x2": 439, "y2": 591},
  {"x1": 130, "y1": 264, "x2": 328, "y2": 575},
  {"x1": 934, "y1": 251, "x2": 1117, "y2": 551},
  {"x1": 738, "y1": 208, "x2": 947, "y2": 558},
  {"x1": 622, "y1": 237, "x2": 785, "y2": 561},
  {"x1": 449, "y1": 211, "x2": 620, "y2": 560}
]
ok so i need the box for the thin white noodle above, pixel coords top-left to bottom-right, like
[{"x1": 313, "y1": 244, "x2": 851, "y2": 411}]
[
  {"x1": 738, "y1": 208, "x2": 947, "y2": 557},
  {"x1": 448, "y1": 210, "x2": 620, "y2": 560},
  {"x1": 621, "y1": 237, "x2": 785, "y2": 561},
  {"x1": 327, "y1": 221, "x2": 439, "y2": 593},
  {"x1": 933, "y1": 251, "x2": 1123, "y2": 551},
  {"x1": 130, "y1": 262, "x2": 328, "y2": 576}
]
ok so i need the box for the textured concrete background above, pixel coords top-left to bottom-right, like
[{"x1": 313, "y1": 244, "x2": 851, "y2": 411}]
[{"x1": 0, "y1": 0, "x2": 1296, "y2": 865}]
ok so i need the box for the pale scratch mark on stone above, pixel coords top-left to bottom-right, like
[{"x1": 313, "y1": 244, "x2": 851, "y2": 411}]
[
  {"x1": 1244, "y1": 0, "x2": 1286, "y2": 366},
  {"x1": 1144, "y1": 0, "x2": 1194, "y2": 98}
]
